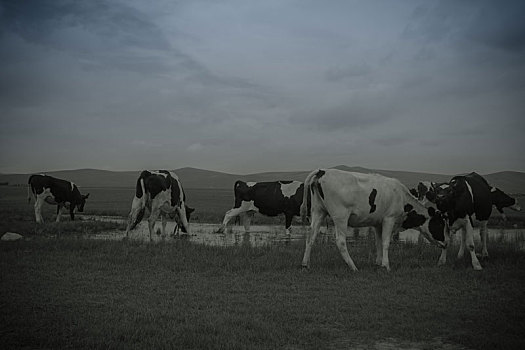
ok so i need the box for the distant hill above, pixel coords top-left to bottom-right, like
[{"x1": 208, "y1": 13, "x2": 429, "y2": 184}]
[{"x1": 2, "y1": 166, "x2": 525, "y2": 194}]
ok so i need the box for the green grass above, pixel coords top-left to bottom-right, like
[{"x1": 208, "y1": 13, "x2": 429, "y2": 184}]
[
  {"x1": 2, "y1": 186, "x2": 525, "y2": 349},
  {"x1": 1, "y1": 236, "x2": 525, "y2": 349}
]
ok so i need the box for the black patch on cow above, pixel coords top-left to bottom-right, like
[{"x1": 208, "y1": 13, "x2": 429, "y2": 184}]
[
  {"x1": 402, "y1": 210, "x2": 426, "y2": 229},
  {"x1": 280, "y1": 180, "x2": 293, "y2": 184},
  {"x1": 409, "y1": 188, "x2": 418, "y2": 197},
  {"x1": 368, "y1": 189, "x2": 377, "y2": 213},
  {"x1": 428, "y1": 212, "x2": 445, "y2": 241},
  {"x1": 404, "y1": 204, "x2": 413, "y2": 213}
]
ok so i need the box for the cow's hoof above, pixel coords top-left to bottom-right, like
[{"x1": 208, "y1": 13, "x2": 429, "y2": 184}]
[
  {"x1": 301, "y1": 265, "x2": 310, "y2": 272},
  {"x1": 473, "y1": 264, "x2": 483, "y2": 271}
]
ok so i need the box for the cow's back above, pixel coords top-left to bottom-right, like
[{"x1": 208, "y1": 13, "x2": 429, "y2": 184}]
[
  {"x1": 464, "y1": 173, "x2": 492, "y2": 221},
  {"x1": 317, "y1": 169, "x2": 407, "y2": 220}
]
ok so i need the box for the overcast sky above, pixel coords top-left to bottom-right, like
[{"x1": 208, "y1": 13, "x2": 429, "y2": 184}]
[{"x1": 1, "y1": 0, "x2": 524, "y2": 175}]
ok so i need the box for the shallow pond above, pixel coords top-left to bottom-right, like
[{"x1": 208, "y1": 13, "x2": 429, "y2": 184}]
[{"x1": 82, "y1": 215, "x2": 524, "y2": 249}]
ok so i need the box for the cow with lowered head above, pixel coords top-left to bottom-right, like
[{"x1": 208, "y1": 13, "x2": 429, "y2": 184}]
[
  {"x1": 28, "y1": 174, "x2": 89, "y2": 223},
  {"x1": 435, "y1": 172, "x2": 521, "y2": 269},
  {"x1": 125, "y1": 170, "x2": 194, "y2": 241},
  {"x1": 216, "y1": 180, "x2": 304, "y2": 235}
]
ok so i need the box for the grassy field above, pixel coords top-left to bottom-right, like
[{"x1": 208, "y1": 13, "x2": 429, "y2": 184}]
[
  {"x1": 1, "y1": 235, "x2": 525, "y2": 349},
  {"x1": 2, "y1": 187, "x2": 525, "y2": 349}
]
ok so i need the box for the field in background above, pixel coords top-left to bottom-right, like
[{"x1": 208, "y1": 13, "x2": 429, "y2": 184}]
[{"x1": 3, "y1": 185, "x2": 524, "y2": 228}]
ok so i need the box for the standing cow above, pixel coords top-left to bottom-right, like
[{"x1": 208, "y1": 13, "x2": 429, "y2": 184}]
[
  {"x1": 435, "y1": 172, "x2": 521, "y2": 270},
  {"x1": 28, "y1": 174, "x2": 89, "y2": 223},
  {"x1": 125, "y1": 170, "x2": 194, "y2": 241},
  {"x1": 216, "y1": 180, "x2": 304, "y2": 235},
  {"x1": 300, "y1": 169, "x2": 447, "y2": 271}
]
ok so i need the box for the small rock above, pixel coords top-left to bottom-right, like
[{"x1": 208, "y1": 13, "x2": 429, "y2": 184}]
[{"x1": 1, "y1": 232, "x2": 24, "y2": 241}]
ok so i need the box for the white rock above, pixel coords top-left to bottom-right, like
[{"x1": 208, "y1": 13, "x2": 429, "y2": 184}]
[{"x1": 1, "y1": 232, "x2": 23, "y2": 241}]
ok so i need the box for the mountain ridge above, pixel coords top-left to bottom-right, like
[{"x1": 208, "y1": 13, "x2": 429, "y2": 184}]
[{"x1": 2, "y1": 166, "x2": 524, "y2": 193}]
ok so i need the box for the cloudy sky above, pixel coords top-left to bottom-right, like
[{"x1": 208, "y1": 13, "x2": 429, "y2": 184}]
[{"x1": 1, "y1": 0, "x2": 524, "y2": 175}]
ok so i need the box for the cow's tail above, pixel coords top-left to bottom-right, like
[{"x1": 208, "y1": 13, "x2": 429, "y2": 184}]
[
  {"x1": 129, "y1": 177, "x2": 147, "y2": 230},
  {"x1": 27, "y1": 175, "x2": 35, "y2": 204},
  {"x1": 301, "y1": 169, "x2": 322, "y2": 223}
]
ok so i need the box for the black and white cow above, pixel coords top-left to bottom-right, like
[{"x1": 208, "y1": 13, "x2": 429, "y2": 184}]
[
  {"x1": 216, "y1": 180, "x2": 304, "y2": 235},
  {"x1": 435, "y1": 172, "x2": 521, "y2": 269},
  {"x1": 27, "y1": 174, "x2": 89, "y2": 223},
  {"x1": 300, "y1": 169, "x2": 447, "y2": 271},
  {"x1": 125, "y1": 170, "x2": 194, "y2": 241}
]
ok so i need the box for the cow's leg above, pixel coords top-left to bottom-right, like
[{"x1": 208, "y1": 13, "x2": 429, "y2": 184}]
[
  {"x1": 374, "y1": 226, "x2": 383, "y2": 266},
  {"x1": 148, "y1": 208, "x2": 160, "y2": 242},
  {"x1": 217, "y1": 203, "x2": 255, "y2": 233},
  {"x1": 379, "y1": 218, "x2": 396, "y2": 271},
  {"x1": 125, "y1": 197, "x2": 146, "y2": 239},
  {"x1": 34, "y1": 196, "x2": 45, "y2": 223},
  {"x1": 479, "y1": 220, "x2": 489, "y2": 258},
  {"x1": 217, "y1": 208, "x2": 243, "y2": 233},
  {"x1": 242, "y1": 212, "x2": 252, "y2": 234},
  {"x1": 284, "y1": 213, "x2": 293, "y2": 235},
  {"x1": 332, "y1": 214, "x2": 358, "y2": 271},
  {"x1": 160, "y1": 214, "x2": 168, "y2": 239},
  {"x1": 456, "y1": 223, "x2": 467, "y2": 261},
  {"x1": 301, "y1": 210, "x2": 325, "y2": 269},
  {"x1": 462, "y1": 217, "x2": 482, "y2": 270},
  {"x1": 56, "y1": 205, "x2": 62, "y2": 222}
]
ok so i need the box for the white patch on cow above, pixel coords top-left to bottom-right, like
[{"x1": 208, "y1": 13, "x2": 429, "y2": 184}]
[
  {"x1": 247, "y1": 182, "x2": 256, "y2": 187},
  {"x1": 465, "y1": 181, "x2": 474, "y2": 202},
  {"x1": 438, "y1": 184, "x2": 449, "y2": 190},
  {"x1": 280, "y1": 181, "x2": 302, "y2": 198},
  {"x1": 490, "y1": 187, "x2": 497, "y2": 192},
  {"x1": 70, "y1": 182, "x2": 75, "y2": 191},
  {"x1": 149, "y1": 170, "x2": 169, "y2": 178}
]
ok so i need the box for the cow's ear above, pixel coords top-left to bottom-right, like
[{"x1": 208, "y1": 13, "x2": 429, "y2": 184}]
[
  {"x1": 428, "y1": 207, "x2": 436, "y2": 217},
  {"x1": 186, "y1": 206, "x2": 195, "y2": 214},
  {"x1": 84, "y1": 193, "x2": 90, "y2": 199}
]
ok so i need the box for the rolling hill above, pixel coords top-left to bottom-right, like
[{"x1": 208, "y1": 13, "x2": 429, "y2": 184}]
[{"x1": 2, "y1": 166, "x2": 525, "y2": 194}]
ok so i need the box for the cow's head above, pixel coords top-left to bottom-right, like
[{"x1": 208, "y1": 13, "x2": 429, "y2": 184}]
[
  {"x1": 416, "y1": 182, "x2": 435, "y2": 202},
  {"x1": 491, "y1": 187, "x2": 521, "y2": 212},
  {"x1": 434, "y1": 182, "x2": 455, "y2": 213},
  {"x1": 402, "y1": 204, "x2": 447, "y2": 247},
  {"x1": 77, "y1": 193, "x2": 90, "y2": 212}
]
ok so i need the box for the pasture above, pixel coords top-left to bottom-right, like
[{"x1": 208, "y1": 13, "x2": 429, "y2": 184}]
[{"x1": 2, "y1": 185, "x2": 525, "y2": 349}]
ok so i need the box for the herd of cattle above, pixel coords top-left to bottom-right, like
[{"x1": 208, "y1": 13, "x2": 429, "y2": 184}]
[{"x1": 27, "y1": 169, "x2": 520, "y2": 271}]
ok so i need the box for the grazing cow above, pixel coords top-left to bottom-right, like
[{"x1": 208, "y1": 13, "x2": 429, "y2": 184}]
[
  {"x1": 216, "y1": 180, "x2": 304, "y2": 235},
  {"x1": 300, "y1": 169, "x2": 447, "y2": 271},
  {"x1": 27, "y1": 174, "x2": 89, "y2": 223},
  {"x1": 125, "y1": 170, "x2": 194, "y2": 241},
  {"x1": 435, "y1": 173, "x2": 521, "y2": 269}
]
